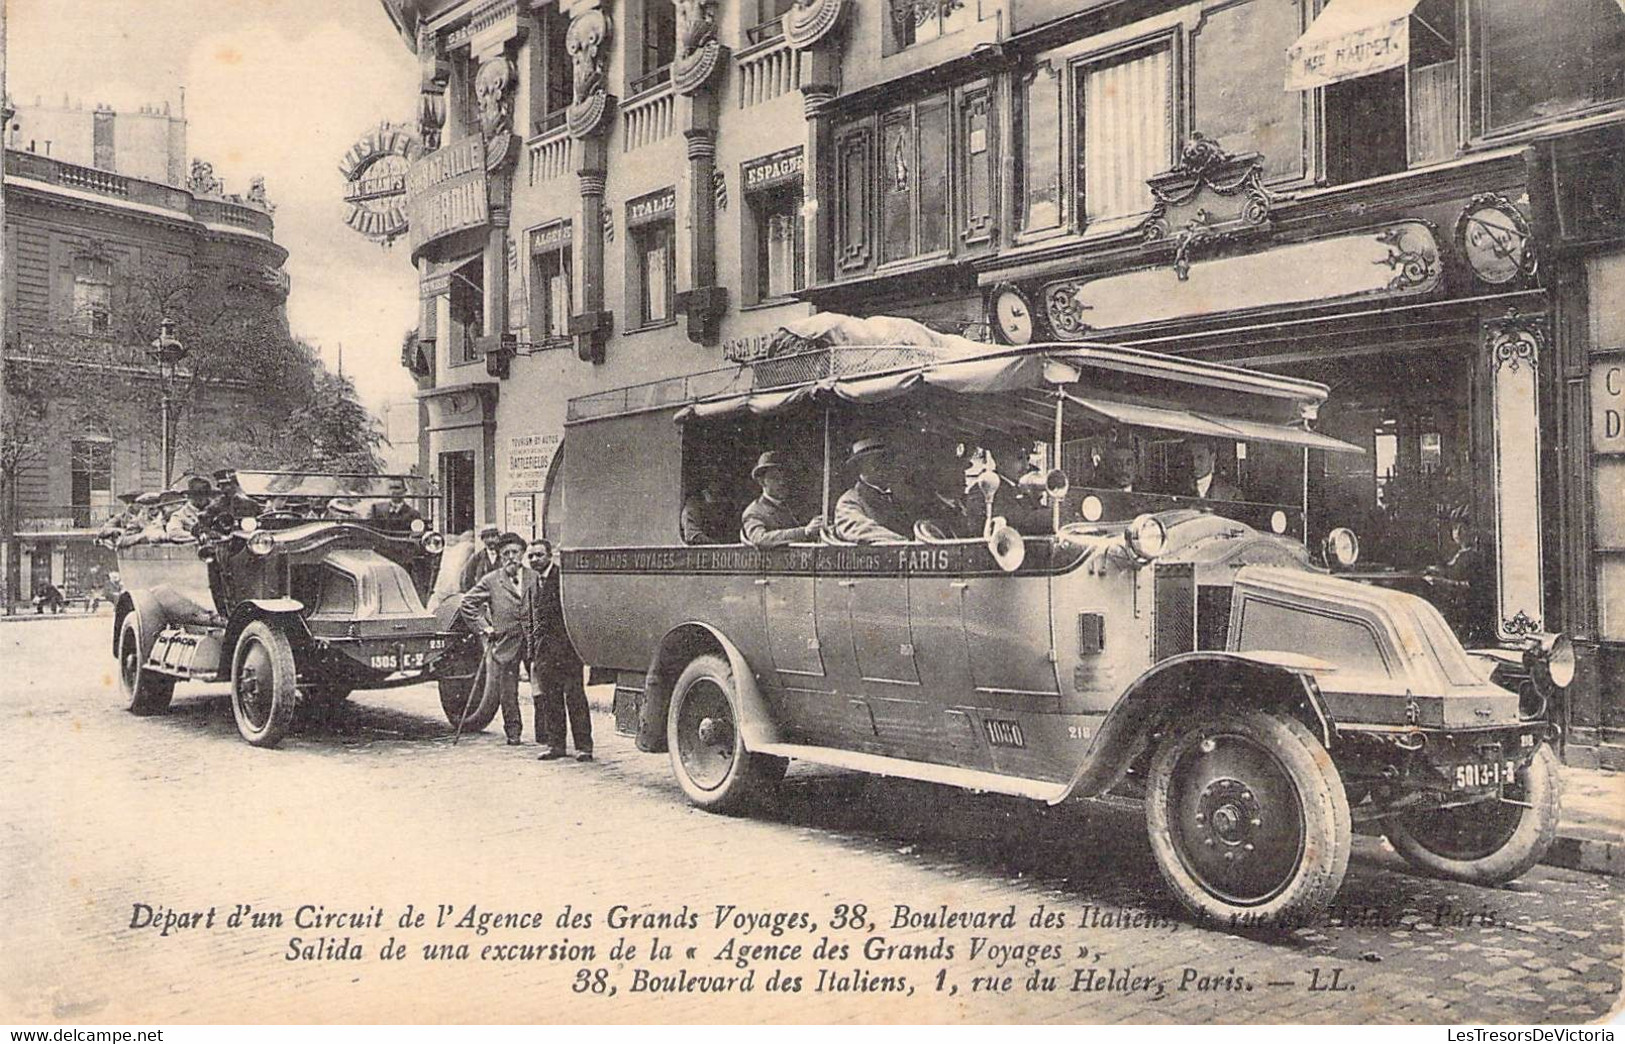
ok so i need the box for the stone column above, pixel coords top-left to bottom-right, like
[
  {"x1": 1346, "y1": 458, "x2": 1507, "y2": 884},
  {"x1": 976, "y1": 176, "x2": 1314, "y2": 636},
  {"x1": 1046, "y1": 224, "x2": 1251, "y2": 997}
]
[
  {"x1": 571, "y1": 140, "x2": 613, "y2": 364},
  {"x1": 675, "y1": 93, "x2": 726, "y2": 345}
]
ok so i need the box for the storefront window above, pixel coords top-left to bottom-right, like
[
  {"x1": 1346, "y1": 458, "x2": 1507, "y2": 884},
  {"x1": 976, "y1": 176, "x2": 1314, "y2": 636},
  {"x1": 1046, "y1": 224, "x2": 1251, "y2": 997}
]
[
  {"x1": 880, "y1": 95, "x2": 950, "y2": 265},
  {"x1": 448, "y1": 257, "x2": 484, "y2": 366},
  {"x1": 1075, "y1": 43, "x2": 1173, "y2": 224},
  {"x1": 633, "y1": 222, "x2": 674, "y2": 327},
  {"x1": 528, "y1": 222, "x2": 573, "y2": 342},
  {"x1": 1475, "y1": 0, "x2": 1625, "y2": 133},
  {"x1": 756, "y1": 186, "x2": 804, "y2": 302},
  {"x1": 1021, "y1": 61, "x2": 1064, "y2": 233}
]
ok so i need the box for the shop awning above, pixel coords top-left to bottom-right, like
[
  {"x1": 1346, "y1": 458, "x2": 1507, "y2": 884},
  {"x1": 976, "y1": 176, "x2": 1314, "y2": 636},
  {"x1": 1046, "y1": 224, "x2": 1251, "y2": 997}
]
[
  {"x1": 1286, "y1": 0, "x2": 1421, "y2": 92},
  {"x1": 1063, "y1": 393, "x2": 1363, "y2": 454}
]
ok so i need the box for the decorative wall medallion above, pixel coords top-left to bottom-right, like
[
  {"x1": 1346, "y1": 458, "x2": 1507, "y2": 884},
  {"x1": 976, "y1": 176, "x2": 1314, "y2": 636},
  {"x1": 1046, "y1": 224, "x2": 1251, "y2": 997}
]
[
  {"x1": 1374, "y1": 223, "x2": 1441, "y2": 293},
  {"x1": 1502, "y1": 609, "x2": 1543, "y2": 637},
  {"x1": 1141, "y1": 134, "x2": 1272, "y2": 280},
  {"x1": 1456, "y1": 193, "x2": 1537, "y2": 286},
  {"x1": 1485, "y1": 307, "x2": 1546, "y2": 374},
  {"x1": 1045, "y1": 282, "x2": 1094, "y2": 338},
  {"x1": 672, "y1": 0, "x2": 725, "y2": 95},
  {"x1": 566, "y1": 8, "x2": 614, "y2": 139},
  {"x1": 783, "y1": 0, "x2": 845, "y2": 49}
]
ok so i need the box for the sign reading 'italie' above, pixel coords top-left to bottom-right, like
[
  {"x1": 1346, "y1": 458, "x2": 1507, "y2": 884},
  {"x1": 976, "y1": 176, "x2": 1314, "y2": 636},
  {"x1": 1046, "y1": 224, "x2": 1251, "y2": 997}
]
[
  {"x1": 406, "y1": 137, "x2": 489, "y2": 258},
  {"x1": 627, "y1": 186, "x2": 677, "y2": 225},
  {"x1": 339, "y1": 123, "x2": 420, "y2": 245}
]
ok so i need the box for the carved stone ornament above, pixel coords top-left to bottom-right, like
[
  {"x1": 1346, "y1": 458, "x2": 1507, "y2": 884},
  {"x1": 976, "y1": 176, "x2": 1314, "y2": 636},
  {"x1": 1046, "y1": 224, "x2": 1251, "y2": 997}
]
[
  {"x1": 672, "y1": 0, "x2": 725, "y2": 95},
  {"x1": 1455, "y1": 192, "x2": 1538, "y2": 287},
  {"x1": 1142, "y1": 134, "x2": 1272, "y2": 281},
  {"x1": 1502, "y1": 608, "x2": 1543, "y2": 638},
  {"x1": 1045, "y1": 282, "x2": 1095, "y2": 338},
  {"x1": 416, "y1": 27, "x2": 449, "y2": 152},
  {"x1": 783, "y1": 0, "x2": 845, "y2": 49},
  {"x1": 476, "y1": 55, "x2": 517, "y2": 169},
  {"x1": 566, "y1": 8, "x2": 614, "y2": 139},
  {"x1": 1374, "y1": 223, "x2": 1441, "y2": 293},
  {"x1": 1485, "y1": 307, "x2": 1547, "y2": 374},
  {"x1": 186, "y1": 159, "x2": 223, "y2": 198}
]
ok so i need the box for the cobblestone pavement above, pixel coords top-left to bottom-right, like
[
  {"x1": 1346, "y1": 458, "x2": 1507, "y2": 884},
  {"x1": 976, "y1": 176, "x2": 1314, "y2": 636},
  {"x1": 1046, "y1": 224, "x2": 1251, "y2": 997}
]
[{"x1": 2, "y1": 617, "x2": 1621, "y2": 1024}]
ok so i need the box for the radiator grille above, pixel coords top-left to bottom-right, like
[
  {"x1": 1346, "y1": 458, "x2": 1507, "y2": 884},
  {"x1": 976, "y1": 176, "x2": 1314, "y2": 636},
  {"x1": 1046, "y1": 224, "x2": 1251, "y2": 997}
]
[
  {"x1": 1197, "y1": 585, "x2": 1233, "y2": 651},
  {"x1": 1153, "y1": 563, "x2": 1196, "y2": 662}
]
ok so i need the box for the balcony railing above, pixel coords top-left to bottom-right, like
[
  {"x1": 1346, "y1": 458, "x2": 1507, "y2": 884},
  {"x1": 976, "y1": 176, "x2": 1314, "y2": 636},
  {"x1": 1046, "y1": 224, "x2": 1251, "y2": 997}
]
[
  {"x1": 737, "y1": 35, "x2": 803, "y2": 109},
  {"x1": 4, "y1": 149, "x2": 276, "y2": 238},
  {"x1": 16, "y1": 505, "x2": 110, "y2": 533},
  {"x1": 629, "y1": 64, "x2": 673, "y2": 97},
  {"x1": 622, "y1": 83, "x2": 676, "y2": 152},
  {"x1": 745, "y1": 16, "x2": 787, "y2": 46},
  {"x1": 528, "y1": 128, "x2": 574, "y2": 186}
]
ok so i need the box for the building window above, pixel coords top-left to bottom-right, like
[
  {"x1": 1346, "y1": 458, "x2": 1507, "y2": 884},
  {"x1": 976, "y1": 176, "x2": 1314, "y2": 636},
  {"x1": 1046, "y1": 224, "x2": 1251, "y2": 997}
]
[
  {"x1": 880, "y1": 95, "x2": 950, "y2": 265},
  {"x1": 633, "y1": 0, "x2": 677, "y2": 94},
  {"x1": 746, "y1": 0, "x2": 794, "y2": 44},
  {"x1": 71, "y1": 439, "x2": 113, "y2": 527},
  {"x1": 958, "y1": 82, "x2": 997, "y2": 247},
  {"x1": 1473, "y1": 0, "x2": 1624, "y2": 134},
  {"x1": 440, "y1": 450, "x2": 476, "y2": 535},
  {"x1": 449, "y1": 257, "x2": 484, "y2": 366},
  {"x1": 528, "y1": 221, "x2": 573, "y2": 342},
  {"x1": 530, "y1": 5, "x2": 573, "y2": 136},
  {"x1": 626, "y1": 187, "x2": 677, "y2": 328},
  {"x1": 1020, "y1": 60, "x2": 1065, "y2": 234},
  {"x1": 72, "y1": 256, "x2": 113, "y2": 335},
  {"x1": 742, "y1": 150, "x2": 805, "y2": 304},
  {"x1": 887, "y1": 1, "x2": 976, "y2": 51},
  {"x1": 1074, "y1": 43, "x2": 1173, "y2": 225}
]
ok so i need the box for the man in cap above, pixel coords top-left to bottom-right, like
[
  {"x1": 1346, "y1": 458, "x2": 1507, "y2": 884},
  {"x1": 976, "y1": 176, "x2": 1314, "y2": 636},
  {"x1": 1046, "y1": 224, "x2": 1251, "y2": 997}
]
[
  {"x1": 201, "y1": 469, "x2": 263, "y2": 535},
  {"x1": 968, "y1": 434, "x2": 1052, "y2": 536},
  {"x1": 741, "y1": 452, "x2": 824, "y2": 549},
  {"x1": 1185, "y1": 439, "x2": 1243, "y2": 503},
  {"x1": 526, "y1": 539, "x2": 593, "y2": 762},
  {"x1": 833, "y1": 438, "x2": 914, "y2": 544},
  {"x1": 165, "y1": 475, "x2": 214, "y2": 540},
  {"x1": 97, "y1": 491, "x2": 141, "y2": 543},
  {"x1": 459, "y1": 531, "x2": 535, "y2": 745},
  {"x1": 367, "y1": 477, "x2": 423, "y2": 531},
  {"x1": 460, "y1": 524, "x2": 505, "y2": 591}
]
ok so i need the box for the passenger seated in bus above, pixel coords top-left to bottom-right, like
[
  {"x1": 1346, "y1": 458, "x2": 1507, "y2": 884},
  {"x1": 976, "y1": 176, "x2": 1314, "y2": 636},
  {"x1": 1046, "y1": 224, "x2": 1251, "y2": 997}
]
[
  {"x1": 116, "y1": 492, "x2": 163, "y2": 547},
  {"x1": 680, "y1": 483, "x2": 726, "y2": 545},
  {"x1": 1098, "y1": 443, "x2": 1139, "y2": 493},
  {"x1": 968, "y1": 434, "x2": 1052, "y2": 536},
  {"x1": 833, "y1": 438, "x2": 913, "y2": 544},
  {"x1": 165, "y1": 475, "x2": 214, "y2": 539},
  {"x1": 367, "y1": 478, "x2": 422, "y2": 530},
  {"x1": 741, "y1": 452, "x2": 824, "y2": 548},
  {"x1": 201, "y1": 469, "x2": 264, "y2": 534},
  {"x1": 1184, "y1": 439, "x2": 1243, "y2": 502},
  {"x1": 915, "y1": 442, "x2": 971, "y2": 539}
]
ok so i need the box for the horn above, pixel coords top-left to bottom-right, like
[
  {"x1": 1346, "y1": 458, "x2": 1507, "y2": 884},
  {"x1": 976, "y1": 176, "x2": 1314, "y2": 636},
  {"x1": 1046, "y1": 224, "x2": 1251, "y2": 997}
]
[
  {"x1": 987, "y1": 520, "x2": 1026, "y2": 573},
  {"x1": 1045, "y1": 468, "x2": 1069, "y2": 500},
  {"x1": 976, "y1": 470, "x2": 1000, "y2": 537}
]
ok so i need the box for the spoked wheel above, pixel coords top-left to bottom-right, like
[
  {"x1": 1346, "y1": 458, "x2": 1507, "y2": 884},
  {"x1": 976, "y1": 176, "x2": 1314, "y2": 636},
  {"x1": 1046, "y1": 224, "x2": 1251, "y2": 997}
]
[
  {"x1": 118, "y1": 615, "x2": 173, "y2": 715},
  {"x1": 1146, "y1": 708, "x2": 1350, "y2": 927},
  {"x1": 667, "y1": 654, "x2": 784, "y2": 812},
  {"x1": 438, "y1": 658, "x2": 498, "y2": 732},
  {"x1": 230, "y1": 621, "x2": 297, "y2": 748},
  {"x1": 1385, "y1": 743, "x2": 1561, "y2": 885}
]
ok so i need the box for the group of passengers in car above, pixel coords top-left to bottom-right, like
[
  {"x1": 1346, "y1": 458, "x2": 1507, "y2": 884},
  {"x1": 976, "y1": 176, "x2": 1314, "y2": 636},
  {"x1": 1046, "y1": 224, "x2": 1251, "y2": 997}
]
[
  {"x1": 682, "y1": 435, "x2": 1249, "y2": 548},
  {"x1": 99, "y1": 471, "x2": 424, "y2": 547}
]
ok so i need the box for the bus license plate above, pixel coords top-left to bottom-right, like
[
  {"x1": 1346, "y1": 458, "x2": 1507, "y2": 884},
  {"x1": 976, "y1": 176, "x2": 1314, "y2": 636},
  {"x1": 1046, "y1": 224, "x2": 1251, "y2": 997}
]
[{"x1": 1453, "y1": 758, "x2": 1515, "y2": 790}]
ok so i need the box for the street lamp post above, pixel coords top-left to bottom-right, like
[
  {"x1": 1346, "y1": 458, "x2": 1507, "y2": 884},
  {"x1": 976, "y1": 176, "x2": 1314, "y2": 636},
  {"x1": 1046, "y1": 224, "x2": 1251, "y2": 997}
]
[{"x1": 147, "y1": 319, "x2": 189, "y2": 489}]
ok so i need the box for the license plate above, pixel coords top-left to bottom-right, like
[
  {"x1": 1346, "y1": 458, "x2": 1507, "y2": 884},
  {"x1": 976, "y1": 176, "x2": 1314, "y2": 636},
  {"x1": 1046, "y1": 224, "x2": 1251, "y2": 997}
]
[
  {"x1": 984, "y1": 719, "x2": 1026, "y2": 748},
  {"x1": 1453, "y1": 758, "x2": 1516, "y2": 790},
  {"x1": 369, "y1": 650, "x2": 430, "y2": 671},
  {"x1": 370, "y1": 653, "x2": 399, "y2": 670}
]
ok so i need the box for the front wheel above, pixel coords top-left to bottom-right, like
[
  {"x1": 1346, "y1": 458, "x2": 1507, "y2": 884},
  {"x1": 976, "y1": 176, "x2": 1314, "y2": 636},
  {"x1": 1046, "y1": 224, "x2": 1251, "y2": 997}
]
[
  {"x1": 230, "y1": 621, "x2": 298, "y2": 748},
  {"x1": 1384, "y1": 743, "x2": 1562, "y2": 885},
  {"x1": 667, "y1": 654, "x2": 782, "y2": 812},
  {"x1": 1146, "y1": 708, "x2": 1351, "y2": 927},
  {"x1": 118, "y1": 615, "x2": 174, "y2": 715},
  {"x1": 438, "y1": 656, "x2": 498, "y2": 732}
]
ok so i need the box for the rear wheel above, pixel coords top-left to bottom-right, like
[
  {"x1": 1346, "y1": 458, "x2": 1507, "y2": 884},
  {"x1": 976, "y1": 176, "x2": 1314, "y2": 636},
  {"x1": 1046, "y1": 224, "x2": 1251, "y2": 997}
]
[
  {"x1": 667, "y1": 654, "x2": 782, "y2": 812},
  {"x1": 439, "y1": 658, "x2": 498, "y2": 732},
  {"x1": 118, "y1": 615, "x2": 174, "y2": 715},
  {"x1": 230, "y1": 621, "x2": 297, "y2": 748},
  {"x1": 1146, "y1": 708, "x2": 1350, "y2": 927},
  {"x1": 1384, "y1": 743, "x2": 1561, "y2": 885}
]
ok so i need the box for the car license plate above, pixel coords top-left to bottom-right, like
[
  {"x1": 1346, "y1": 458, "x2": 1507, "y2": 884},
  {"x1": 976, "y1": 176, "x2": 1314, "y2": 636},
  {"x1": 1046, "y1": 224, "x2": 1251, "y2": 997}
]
[
  {"x1": 1453, "y1": 758, "x2": 1516, "y2": 790},
  {"x1": 369, "y1": 649, "x2": 430, "y2": 671},
  {"x1": 370, "y1": 653, "x2": 399, "y2": 670}
]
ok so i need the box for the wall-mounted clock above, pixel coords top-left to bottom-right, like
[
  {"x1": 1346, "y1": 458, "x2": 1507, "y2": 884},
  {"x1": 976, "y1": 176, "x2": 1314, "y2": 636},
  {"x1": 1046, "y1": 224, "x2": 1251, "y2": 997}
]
[
  {"x1": 1456, "y1": 194, "x2": 1536, "y2": 286},
  {"x1": 990, "y1": 284, "x2": 1035, "y2": 345}
]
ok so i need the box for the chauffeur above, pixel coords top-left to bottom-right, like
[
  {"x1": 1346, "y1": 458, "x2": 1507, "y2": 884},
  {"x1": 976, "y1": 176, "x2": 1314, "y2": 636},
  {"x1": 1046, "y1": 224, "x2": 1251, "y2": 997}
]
[
  {"x1": 833, "y1": 439, "x2": 914, "y2": 544},
  {"x1": 741, "y1": 452, "x2": 824, "y2": 548},
  {"x1": 368, "y1": 477, "x2": 423, "y2": 530}
]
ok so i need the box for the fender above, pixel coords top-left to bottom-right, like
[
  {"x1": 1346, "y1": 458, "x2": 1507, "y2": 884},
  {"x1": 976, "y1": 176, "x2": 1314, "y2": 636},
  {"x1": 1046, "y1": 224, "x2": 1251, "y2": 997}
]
[
  {"x1": 1053, "y1": 650, "x2": 1335, "y2": 805},
  {"x1": 636, "y1": 622, "x2": 782, "y2": 754},
  {"x1": 112, "y1": 589, "x2": 169, "y2": 664},
  {"x1": 223, "y1": 599, "x2": 308, "y2": 664}
]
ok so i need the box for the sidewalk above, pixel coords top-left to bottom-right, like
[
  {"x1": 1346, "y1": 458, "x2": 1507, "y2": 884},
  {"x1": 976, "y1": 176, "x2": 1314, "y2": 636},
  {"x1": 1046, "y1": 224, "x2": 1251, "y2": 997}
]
[{"x1": 1550, "y1": 763, "x2": 1625, "y2": 878}]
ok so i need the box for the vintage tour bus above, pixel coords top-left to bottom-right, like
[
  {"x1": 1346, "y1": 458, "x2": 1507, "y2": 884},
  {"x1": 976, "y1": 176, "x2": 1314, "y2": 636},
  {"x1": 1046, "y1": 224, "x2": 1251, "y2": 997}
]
[{"x1": 547, "y1": 315, "x2": 1572, "y2": 925}]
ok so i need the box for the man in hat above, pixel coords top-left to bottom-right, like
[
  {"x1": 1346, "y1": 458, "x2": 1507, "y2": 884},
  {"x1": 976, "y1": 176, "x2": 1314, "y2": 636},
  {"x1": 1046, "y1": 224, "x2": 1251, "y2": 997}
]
[
  {"x1": 680, "y1": 483, "x2": 726, "y2": 545},
  {"x1": 460, "y1": 532, "x2": 535, "y2": 745},
  {"x1": 741, "y1": 452, "x2": 824, "y2": 549},
  {"x1": 833, "y1": 438, "x2": 914, "y2": 544},
  {"x1": 460, "y1": 524, "x2": 505, "y2": 591},
  {"x1": 368, "y1": 477, "x2": 423, "y2": 531},
  {"x1": 968, "y1": 434, "x2": 1051, "y2": 536},
  {"x1": 97, "y1": 491, "x2": 141, "y2": 543},
  {"x1": 526, "y1": 539, "x2": 594, "y2": 762},
  {"x1": 166, "y1": 475, "x2": 214, "y2": 540},
  {"x1": 119, "y1": 492, "x2": 163, "y2": 546},
  {"x1": 201, "y1": 469, "x2": 263, "y2": 535},
  {"x1": 1185, "y1": 439, "x2": 1243, "y2": 503}
]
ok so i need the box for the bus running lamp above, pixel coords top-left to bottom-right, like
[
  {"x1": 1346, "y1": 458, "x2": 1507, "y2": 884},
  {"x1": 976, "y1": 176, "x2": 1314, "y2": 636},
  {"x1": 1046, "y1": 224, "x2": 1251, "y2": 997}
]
[
  {"x1": 1323, "y1": 527, "x2": 1360, "y2": 568},
  {"x1": 1270, "y1": 510, "x2": 1288, "y2": 535},
  {"x1": 1524, "y1": 632, "x2": 1575, "y2": 691},
  {"x1": 410, "y1": 517, "x2": 427, "y2": 534},
  {"x1": 239, "y1": 516, "x2": 260, "y2": 534},
  {"x1": 1080, "y1": 495, "x2": 1104, "y2": 523},
  {"x1": 1125, "y1": 514, "x2": 1168, "y2": 561},
  {"x1": 421, "y1": 531, "x2": 446, "y2": 554},
  {"x1": 247, "y1": 530, "x2": 276, "y2": 556}
]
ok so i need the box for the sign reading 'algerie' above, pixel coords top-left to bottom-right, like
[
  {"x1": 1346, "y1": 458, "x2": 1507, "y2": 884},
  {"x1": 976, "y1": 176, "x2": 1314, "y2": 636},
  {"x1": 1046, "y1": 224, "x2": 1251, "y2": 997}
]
[
  {"x1": 406, "y1": 137, "x2": 489, "y2": 257},
  {"x1": 339, "y1": 123, "x2": 421, "y2": 245}
]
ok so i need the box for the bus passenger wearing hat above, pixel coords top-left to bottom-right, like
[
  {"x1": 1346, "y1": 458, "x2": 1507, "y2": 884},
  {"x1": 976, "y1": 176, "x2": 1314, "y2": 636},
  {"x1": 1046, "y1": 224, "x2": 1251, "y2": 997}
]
[
  {"x1": 1186, "y1": 439, "x2": 1243, "y2": 502},
  {"x1": 201, "y1": 469, "x2": 263, "y2": 534},
  {"x1": 833, "y1": 438, "x2": 914, "y2": 544},
  {"x1": 119, "y1": 492, "x2": 163, "y2": 547},
  {"x1": 741, "y1": 452, "x2": 824, "y2": 549},
  {"x1": 367, "y1": 477, "x2": 423, "y2": 531},
  {"x1": 165, "y1": 477, "x2": 214, "y2": 541},
  {"x1": 460, "y1": 524, "x2": 505, "y2": 591},
  {"x1": 969, "y1": 435, "x2": 1052, "y2": 536},
  {"x1": 459, "y1": 531, "x2": 535, "y2": 746}
]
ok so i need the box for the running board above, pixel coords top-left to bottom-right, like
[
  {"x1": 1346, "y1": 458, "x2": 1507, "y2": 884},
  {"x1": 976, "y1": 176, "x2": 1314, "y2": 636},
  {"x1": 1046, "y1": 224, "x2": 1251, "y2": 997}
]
[{"x1": 752, "y1": 743, "x2": 1070, "y2": 804}]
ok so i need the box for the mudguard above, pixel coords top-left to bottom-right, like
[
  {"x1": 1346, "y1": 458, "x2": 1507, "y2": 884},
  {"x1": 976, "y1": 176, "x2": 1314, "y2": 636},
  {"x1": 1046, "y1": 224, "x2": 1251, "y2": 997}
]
[
  {"x1": 636, "y1": 622, "x2": 783, "y2": 754},
  {"x1": 222, "y1": 599, "x2": 308, "y2": 662},
  {"x1": 1053, "y1": 650, "x2": 1334, "y2": 805},
  {"x1": 112, "y1": 589, "x2": 170, "y2": 664}
]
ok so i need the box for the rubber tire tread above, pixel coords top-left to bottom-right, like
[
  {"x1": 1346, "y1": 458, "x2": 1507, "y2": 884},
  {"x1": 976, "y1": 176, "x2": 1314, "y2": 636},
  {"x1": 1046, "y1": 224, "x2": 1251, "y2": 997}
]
[
  {"x1": 667, "y1": 653, "x2": 780, "y2": 813},
  {"x1": 231, "y1": 621, "x2": 298, "y2": 749},
  {"x1": 120, "y1": 616, "x2": 174, "y2": 716}
]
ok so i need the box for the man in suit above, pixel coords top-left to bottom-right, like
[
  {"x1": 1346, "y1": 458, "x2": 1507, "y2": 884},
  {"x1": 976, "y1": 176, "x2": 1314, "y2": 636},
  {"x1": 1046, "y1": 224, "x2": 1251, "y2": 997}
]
[
  {"x1": 200, "y1": 469, "x2": 263, "y2": 535},
  {"x1": 832, "y1": 438, "x2": 914, "y2": 543},
  {"x1": 368, "y1": 477, "x2": 423, "y2": 531},
  {"x1": 526, "y1": 539, "x2": 594, "y2": 762},
  {"x1": 1187, "y1": 439, "x2": 1243, "y2": 502},
  {"x1": 741, "y1": 452, "x2": 824, "y2": 548},
  {"x1": 459, "y1": 524, "x2": 504, "y2": 591},
  {"x1": 459, "y1": 532, "x2": 534, "y2": 745},
  {"x1": 967, "y1": 435, "x2": 1051, "y2": 536}
]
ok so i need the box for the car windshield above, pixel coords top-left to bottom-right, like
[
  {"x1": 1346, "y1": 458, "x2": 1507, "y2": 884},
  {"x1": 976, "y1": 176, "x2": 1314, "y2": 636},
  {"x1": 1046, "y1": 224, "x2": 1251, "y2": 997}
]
[{"x1": 235, "y1": 472, "x2": 436, "y2": 501}]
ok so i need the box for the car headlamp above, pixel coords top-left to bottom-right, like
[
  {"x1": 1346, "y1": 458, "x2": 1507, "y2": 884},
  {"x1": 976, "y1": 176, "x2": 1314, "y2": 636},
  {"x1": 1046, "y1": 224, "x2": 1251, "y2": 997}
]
[
  {"x1": 421, "y1": 531, "x2": 445, "y2": 554},
  {"x1": 247, "y1": 530, "x2": 276, "y2": 556},
  {"x1": 1125, "y1": 514, "x2": 1167, "y2": 560},
  {"x1": 239, "y1": 516, "x2": 259, "y2": 534},
  {"x1": 410, "y1": 517, "x2": 426, "y2": 534},
  {"x1": 1523, "y1": 632, "x2": 1575, "y2": 691},
  {"x1": 1269, "y1": 510, "x2": 1288, "y2": 535},
  {"x1": 1323, "y1": 527, "x2": 1360, "y2": 568}
]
